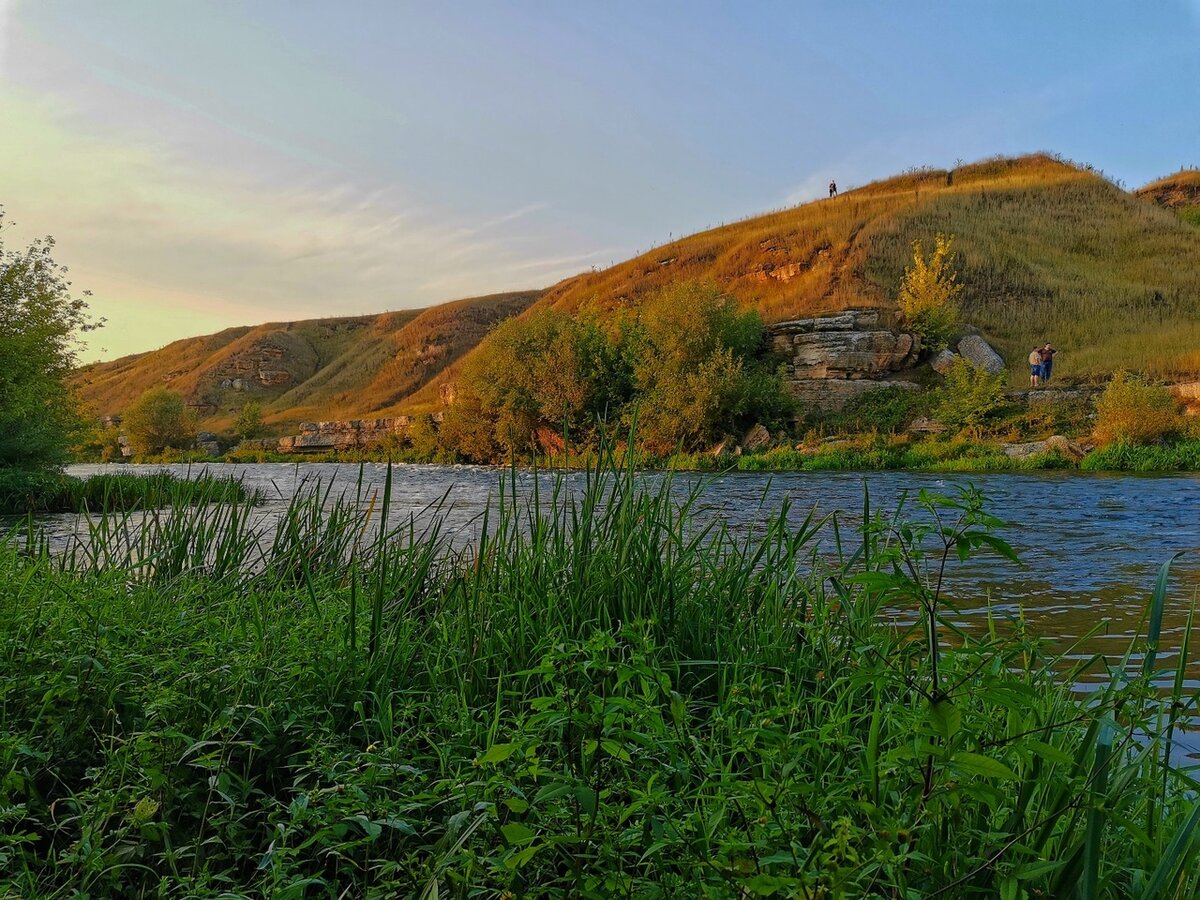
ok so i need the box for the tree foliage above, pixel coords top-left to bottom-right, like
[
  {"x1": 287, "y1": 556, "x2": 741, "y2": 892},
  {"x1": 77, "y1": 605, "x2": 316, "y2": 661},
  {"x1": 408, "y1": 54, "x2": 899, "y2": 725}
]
[
  {"x1": 0, "y1": 213, "x2": 100, "y2": 468},
  {"x1": 898, "y1": 233, "x2": 962, "y2": 352},
  {"x1": 442, "y1": 283, "x2": 792, "y2": 461},
  {"x1": 123, "y1": 387, "x2": 196, "y2": 457},
  {"x1": 234, "y1": 401, "x2": 264, "y2": 439}
]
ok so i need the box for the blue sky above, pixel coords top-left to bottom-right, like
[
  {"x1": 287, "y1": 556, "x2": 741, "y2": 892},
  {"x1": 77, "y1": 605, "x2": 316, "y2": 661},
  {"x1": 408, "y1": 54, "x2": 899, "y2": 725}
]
[{"x1": 1, "y1": 1, "x2": 1197, "y2": 359}]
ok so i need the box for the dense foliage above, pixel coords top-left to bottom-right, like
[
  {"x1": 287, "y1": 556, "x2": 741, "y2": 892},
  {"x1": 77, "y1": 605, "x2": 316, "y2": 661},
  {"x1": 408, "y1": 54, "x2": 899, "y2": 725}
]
[
  {"x1": 0, "y1": 213, "x2": 98, "y2": 468},
  {"x1": 0, "y1": 468, "x2": 256, "y2": 514},
  {"x1": 442, "y1": 283, "x2": 793, "y2": 460},
  {"x1": 897, "y1": 233, "x2": 961, "y2": 351},
  {"x1": 1093, "y1": 372, "x2": 1187, "y2": 446},
  {"x1": 2, "y1": 463, "x2": 1197, "y2": 897},
  {"x1": 122, "y1": 387, "x2": 197, "y2": 456},
  {"x1": 934, "y1": 359, "x2": 1008, "y2": 431}
]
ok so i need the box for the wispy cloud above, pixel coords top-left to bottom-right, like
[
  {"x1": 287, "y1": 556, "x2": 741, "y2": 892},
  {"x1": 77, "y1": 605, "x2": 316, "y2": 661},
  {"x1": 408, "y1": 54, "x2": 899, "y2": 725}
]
[{"x1": 0, "y1": 90, "x2": 578, "y2": 360}]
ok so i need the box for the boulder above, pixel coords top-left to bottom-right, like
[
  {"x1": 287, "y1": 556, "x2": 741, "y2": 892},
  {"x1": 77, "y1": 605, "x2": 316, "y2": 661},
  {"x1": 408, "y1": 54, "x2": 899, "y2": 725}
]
[
  {"x1": 931, "y1": 349, "x2": 959, "y2": 376},
  {"x1": 740, "y1": 423, "x2": 772, "y2": 452},
  {"x1": 1045, "y1": 434, "x2": 1088, "y2": 460},
  {"x1": 955, "y1": 335, "x2": 1005, "y2": 375},
  {"x1": 1001, "y1": 439, "x2": 1051, "y2": 459}
]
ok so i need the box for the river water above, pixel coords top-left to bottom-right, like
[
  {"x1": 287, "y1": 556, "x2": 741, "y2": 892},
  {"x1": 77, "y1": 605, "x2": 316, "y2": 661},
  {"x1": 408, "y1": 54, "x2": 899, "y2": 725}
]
[{"x1": 51, "y1": 463, "x2": 1198, "y2": 684}]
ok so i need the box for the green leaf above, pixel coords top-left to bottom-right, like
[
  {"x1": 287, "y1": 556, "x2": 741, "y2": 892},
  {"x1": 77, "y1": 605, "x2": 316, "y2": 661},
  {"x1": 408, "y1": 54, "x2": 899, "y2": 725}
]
[
  {"x1": 951, "y1": 751, "x2": 1018, "y2": 781},
  {"x1": 500, "y1": 822, "x2": 536, "y2": 845},
  {"x1": 476, "y1": 742, "x2": 517, "y2": 765},
  {"x1": 926, "y1": 698, "x2": 962, "y2": 740}
]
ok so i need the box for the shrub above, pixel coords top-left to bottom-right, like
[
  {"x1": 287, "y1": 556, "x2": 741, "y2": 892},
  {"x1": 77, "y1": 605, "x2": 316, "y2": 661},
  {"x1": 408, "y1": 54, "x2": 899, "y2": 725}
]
[
  {"x1": 122, "y1": 387, "x2": 196, "y2": 456},
  {"x1": 934, "y1": 358, "x2": 1007, "y2": 430},
  {"x1": 897, "y1": 233, "x2": 961, "y2": 351},
  {"x1": 234, "y1": 401, "x2": 264, "y2": 439},
  {"x1": 1093, "y1": 371, "x2": 1184, "y2": 445}
]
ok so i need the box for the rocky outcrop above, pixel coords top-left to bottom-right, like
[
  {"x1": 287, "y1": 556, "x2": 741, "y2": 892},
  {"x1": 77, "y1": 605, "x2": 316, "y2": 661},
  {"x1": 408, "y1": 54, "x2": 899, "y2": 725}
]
[
  {"x1": 767, "y1": 309, "x2": 921, "y2": 410},
  {"x1": 955, "y1": 335, "x2": 1005, "y2": 375},
  {"x1": 740, "y1": 423, "x2": 771, "y2": 451},
  {"x1": 277, "y1": 415, "x2": 442, "y2": 453},
  {"x1": 1000, "y1": 434, "x2": 1089, "y2": 460}
]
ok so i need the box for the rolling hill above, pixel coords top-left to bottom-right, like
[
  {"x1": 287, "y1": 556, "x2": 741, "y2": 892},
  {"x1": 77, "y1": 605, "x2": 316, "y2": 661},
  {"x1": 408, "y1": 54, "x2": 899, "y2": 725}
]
[{"x1": 74, "y1": 154, "x2": 1200, "y2": 430}]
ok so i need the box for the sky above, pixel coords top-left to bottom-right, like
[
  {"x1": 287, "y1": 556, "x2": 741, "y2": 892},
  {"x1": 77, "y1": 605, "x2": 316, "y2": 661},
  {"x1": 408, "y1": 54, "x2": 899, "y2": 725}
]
[{"x1": 1, "y1": 1, "x2": 1197, "y2": 361}]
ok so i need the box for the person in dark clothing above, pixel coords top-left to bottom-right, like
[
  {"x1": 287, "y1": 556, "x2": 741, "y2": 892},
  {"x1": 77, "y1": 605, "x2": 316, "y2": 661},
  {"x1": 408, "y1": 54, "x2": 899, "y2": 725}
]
[
  {"x1": 1039, "y1": 344, "x2": 1057, "y2": 383},
  {"x1": 828, "y1": 180, "x2": 838, "y2": 198}
]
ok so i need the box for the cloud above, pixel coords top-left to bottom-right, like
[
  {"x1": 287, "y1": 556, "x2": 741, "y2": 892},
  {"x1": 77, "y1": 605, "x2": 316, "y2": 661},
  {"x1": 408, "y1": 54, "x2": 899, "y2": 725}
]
[{"x1": 0, "y1": 89, "x2": 581, "y2": 361}]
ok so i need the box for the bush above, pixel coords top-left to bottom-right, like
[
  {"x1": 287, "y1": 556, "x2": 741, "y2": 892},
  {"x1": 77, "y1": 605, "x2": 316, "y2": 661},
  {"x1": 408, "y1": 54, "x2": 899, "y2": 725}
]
[
  {"x1": 897, "y1": 233, "x2": 961, "y2": 351},
  {"x1": 122, "y1": 387, "x2": 197, "y2": 456},
  {"x1": 1093, "y1": 371, "x2": 1184, "y2": 446},
  {"x1": 934, "y1": 359, "x2": 1007, "y2": 430}
]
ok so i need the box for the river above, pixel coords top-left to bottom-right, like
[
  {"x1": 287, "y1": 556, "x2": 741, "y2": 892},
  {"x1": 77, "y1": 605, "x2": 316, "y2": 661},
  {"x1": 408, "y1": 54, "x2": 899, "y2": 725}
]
[{"x1": 36, "y1": 463, "x2": 1200, "y2": 699}]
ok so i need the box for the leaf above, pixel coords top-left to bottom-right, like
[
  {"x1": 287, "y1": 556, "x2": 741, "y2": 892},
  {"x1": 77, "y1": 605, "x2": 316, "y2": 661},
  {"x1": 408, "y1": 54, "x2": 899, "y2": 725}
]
[
  {"x1": 951, "y1": 751, "x2": 1018, "y2": 781},
  {"x1": 1025, "y1": 740, "x2": 1073, "y2": 766},
  {"x1": 500, "y1": 822, "x2": 536, "y2": 845},
  {"x1": 348, "y1": 814, "x2": 382, "y2": 839},
  {"x1": 503, "y1": 798, "x2": 529, "y2": 814},
  {"x1": 476, "y1": 743, "x2": 517, "y2": 766},
  {"x1": 926, "y1": 698, "x2": 962, "y2": 740}
]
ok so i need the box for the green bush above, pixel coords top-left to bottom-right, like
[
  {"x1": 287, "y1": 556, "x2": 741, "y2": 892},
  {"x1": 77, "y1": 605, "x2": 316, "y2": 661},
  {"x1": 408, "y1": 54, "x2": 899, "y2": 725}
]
[
  {"x1": 934, "y1": 359, "x2": 1008, "y2": 430},
  {"x1": 123, "y1": 387, "x2": 197, "y2": 456},
  {"x1": 1092, "y1": 371, "x2": 1184, "y2": 446}
]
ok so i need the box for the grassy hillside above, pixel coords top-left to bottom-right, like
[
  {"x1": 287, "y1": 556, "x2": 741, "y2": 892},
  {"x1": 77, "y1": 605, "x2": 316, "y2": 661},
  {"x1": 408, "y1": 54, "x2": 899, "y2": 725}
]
[
  {"x1": 75, "y1": 291, "x2": 540, "y2": 429},
  {"x1": 534, "y1": 154, "x2": 1200, "y2": 377},
  {"x1": 74, "y1": 154, "x2": 1200, "y2": 429},
  {"x1": 1137, "y1": 169, "x2": 1200, "y2": 227}
]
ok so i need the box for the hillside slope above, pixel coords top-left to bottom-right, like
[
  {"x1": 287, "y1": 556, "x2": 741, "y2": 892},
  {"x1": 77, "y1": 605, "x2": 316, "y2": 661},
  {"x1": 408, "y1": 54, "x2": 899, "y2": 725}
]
[
  {"x1": 1137, "y1": 170, "x2": 1200, "y2": 227},
  {"x1": 75, "y1": 291, "x2": 540, "y2": 429},
  {"x1": 75, "y1": 154, "x2": 1200, "y2": 428}
]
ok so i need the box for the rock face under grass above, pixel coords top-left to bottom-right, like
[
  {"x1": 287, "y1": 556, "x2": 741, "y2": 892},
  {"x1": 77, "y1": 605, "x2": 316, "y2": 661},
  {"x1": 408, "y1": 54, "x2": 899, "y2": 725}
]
[{"x1": 955, "y1": 334, "x2": 1006, "y2": 375}]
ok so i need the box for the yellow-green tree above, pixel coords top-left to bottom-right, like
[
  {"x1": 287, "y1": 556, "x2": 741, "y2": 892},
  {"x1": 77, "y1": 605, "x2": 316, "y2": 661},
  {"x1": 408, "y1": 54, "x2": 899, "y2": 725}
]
[
  {"x1": 123, "y1": 387, "x2": 196, "y2": 456},
  {"x1": 898, "y1": 233, "x2": 962, "y2": 351}
]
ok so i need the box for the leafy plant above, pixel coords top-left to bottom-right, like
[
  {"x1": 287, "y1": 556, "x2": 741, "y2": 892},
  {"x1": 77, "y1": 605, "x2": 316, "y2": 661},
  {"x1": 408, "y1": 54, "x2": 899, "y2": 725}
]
[
  {"x1": 935, "y1": 358, "x2": 1008, "y2": 431},
  {"x1": 1093, "y1": 371, "x2": 1184, "y2": 446},
  {"x1": 897, "y1": 232, "x2": 962, "y2": 351},
  {"x1": 122, "y1": 386, "x2": 197, "y2": 456}
]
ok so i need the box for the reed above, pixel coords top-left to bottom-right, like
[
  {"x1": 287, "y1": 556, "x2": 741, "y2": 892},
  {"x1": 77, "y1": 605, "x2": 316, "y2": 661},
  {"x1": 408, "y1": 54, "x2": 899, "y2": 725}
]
[{"x1": 1, "y1": 455, "x2": 1196, "y2": 897}]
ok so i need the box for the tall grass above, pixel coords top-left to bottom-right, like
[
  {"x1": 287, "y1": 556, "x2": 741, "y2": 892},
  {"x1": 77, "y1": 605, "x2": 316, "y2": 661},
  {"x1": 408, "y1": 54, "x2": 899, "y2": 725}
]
[
  {"x1": 0, "y1": 468, "x2": 257, "y2": 514},
  {"x1": 1, "y1": 455, "x2": 1197, "y2": 896}
]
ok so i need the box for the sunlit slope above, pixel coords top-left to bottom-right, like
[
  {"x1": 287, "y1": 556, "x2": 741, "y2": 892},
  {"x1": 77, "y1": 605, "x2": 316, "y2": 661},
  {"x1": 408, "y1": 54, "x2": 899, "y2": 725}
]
[
  {"x1": 1137, "y1": 169, "x2": 1200, "y2": 227},
  {"x1": 74, "y1": 291, "x2": 540, "y2": 428},
  {"x1": 532, "y1": 154, "x2": 1200, "y2": 377},
  {"x1": 75, "y1": 155, "x2": 1200, "y2": 428}
]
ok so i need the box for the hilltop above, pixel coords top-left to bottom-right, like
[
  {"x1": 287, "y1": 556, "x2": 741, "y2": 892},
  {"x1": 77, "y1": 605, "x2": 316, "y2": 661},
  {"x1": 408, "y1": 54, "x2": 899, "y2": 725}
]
[
  {"x1": 74, "y1": 154, "x2": 1200, "y2": 429},
  {"x1": 1136, "y1": 169, "x2": 1200, "y2": 226}
]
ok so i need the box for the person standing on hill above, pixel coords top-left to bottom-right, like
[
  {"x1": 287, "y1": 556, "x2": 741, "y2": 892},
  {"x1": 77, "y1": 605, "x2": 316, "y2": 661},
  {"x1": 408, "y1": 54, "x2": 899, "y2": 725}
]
[
  {"x1": 1039, "y1": 343, "x2": 1057, "y2": 383},
  {"x1": 828, "y1": 180, "x2": 838, "y2": 198},
  {"x1": 1029, "y1": 346, "x2": 1043, "y2": 387}
]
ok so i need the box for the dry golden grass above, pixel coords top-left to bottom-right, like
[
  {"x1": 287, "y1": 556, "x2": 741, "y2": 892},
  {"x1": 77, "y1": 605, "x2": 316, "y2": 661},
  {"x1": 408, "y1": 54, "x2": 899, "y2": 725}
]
[{"x1": 74, "y1": 154, "x2": 1200, "y2": 428}]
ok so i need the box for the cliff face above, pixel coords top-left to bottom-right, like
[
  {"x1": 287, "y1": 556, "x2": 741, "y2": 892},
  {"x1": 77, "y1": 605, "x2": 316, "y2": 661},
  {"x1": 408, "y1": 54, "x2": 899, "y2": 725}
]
[{"x1": 766, "y1": 309, "x2": 921, "y2": 409}]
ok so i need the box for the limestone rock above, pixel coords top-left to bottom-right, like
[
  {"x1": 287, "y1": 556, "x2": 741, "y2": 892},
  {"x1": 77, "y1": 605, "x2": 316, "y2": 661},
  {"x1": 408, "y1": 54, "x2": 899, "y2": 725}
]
[
  {"x1": 787, "y1": 378, "x2": 919, "y2": 411},
  {"x1": 1001, "y1": 434, "x2": 1086, "y2": 460},
  {"x1": 740, "y1": 423, "x2": 772, "y2": 452},
  {"x1": 278, "y1": 414, "x2": 442, "y2": 453},
  {"x1": 955, "y1": 335, "x2": 1005, "y2": 375},
  {"x1": 1001, "y1": 439, "x2": 1050, "y2": 459},
  {"x1": 931, "y1": 350, "x2": 959, "y2": 376},
  {"x1": 907, "y1": 416, "x2": 946, "y2": 434}
]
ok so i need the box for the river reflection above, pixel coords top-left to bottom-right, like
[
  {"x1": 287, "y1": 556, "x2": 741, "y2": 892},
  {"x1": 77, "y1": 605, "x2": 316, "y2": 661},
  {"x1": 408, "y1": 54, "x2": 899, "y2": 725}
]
[{"x1": 29, "y1": 463, "x2": 1200, "y2": 698}]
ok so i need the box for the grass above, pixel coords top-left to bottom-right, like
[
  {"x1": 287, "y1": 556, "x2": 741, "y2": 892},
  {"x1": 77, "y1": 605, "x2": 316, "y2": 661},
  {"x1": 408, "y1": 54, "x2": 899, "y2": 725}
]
[
  {"x1": 0, "y1": 467, "x2": 259, "y2": 514},
  {"x1": 1080, "y1": 440, "x2": 1200, "y2": 473},
  {"x1": 2, "y1": 456, "x2": 1198, "y2": 896},
  {"x1": 75, "y1": 154, "x2": 1200, "y2": 436}
]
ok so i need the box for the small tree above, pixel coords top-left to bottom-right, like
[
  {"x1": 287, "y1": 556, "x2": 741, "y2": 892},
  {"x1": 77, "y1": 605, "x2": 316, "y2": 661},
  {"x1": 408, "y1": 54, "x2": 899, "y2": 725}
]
[
  {"x1": 123, "y1": 387, "x2": 196, "y2": 456},
  {"x1": 1093, "y1": 372, "x2": 1182, "y2": 445},
  {"x1": 0, "y1": 212, "x2": 101, "y2": 468},
  {"x1": 934, "y1": 358, "x2": 1006, "y2": 431},
  {"x1": 898, "y1": 233, "x2": 962, "y2": 351},
  {"x1": 235, "y1": 401, "x2": 264, "y2": 439}
]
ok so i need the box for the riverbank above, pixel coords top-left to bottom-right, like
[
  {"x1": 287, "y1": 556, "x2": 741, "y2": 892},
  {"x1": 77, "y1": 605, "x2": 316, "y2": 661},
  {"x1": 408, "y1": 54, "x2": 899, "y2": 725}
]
[
  {"x1": 0, "y1": 468, "x2": 259, "y2": 514},
  {"x1": 3, "y1": 461, "x2": 1198, "y2": 896},
  {"x1": 107, "y1": 435, "x2": 1200, "y2": 475}
]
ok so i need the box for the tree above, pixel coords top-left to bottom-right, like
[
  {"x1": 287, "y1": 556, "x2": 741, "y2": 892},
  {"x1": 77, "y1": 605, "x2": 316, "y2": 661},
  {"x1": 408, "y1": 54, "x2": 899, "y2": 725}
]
[
  {"x1": 235, "y1": 401, "x2": 265, "y2": 439},
  {"x1": 123, "y1": 387, "x2": 196, "y2": 456},
  {"x1": 898, "y1": 233, "x2": 962, "y2": 351},
  {"x1": 0, "y1": 211, "x2": 100, "y2": 468}
]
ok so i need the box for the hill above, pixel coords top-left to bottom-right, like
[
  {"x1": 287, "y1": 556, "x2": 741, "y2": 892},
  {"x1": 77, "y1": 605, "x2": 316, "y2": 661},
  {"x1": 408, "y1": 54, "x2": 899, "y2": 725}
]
[
  {"x1": 74, "y1": 291, "x2": 540, "y2": 430},
  {"x1": 74, "y1": 154, "x2": 1200, "y2": 428},
  {"x1": 1137, "y1": 169, "x2": 1200, "y2": 227}
]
